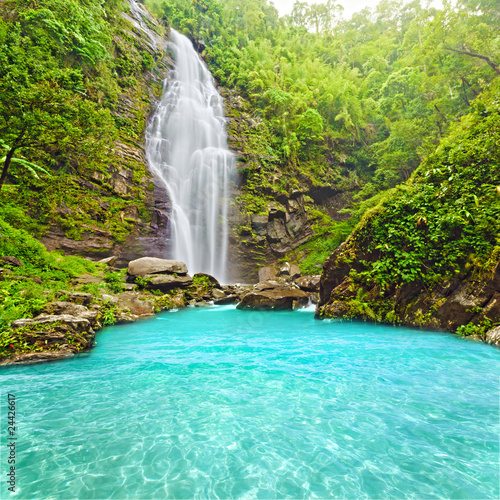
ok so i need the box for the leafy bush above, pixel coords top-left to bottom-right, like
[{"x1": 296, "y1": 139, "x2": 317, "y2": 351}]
[{"x1": 346, "y1": 83, "x2": 500, "y2": 290}]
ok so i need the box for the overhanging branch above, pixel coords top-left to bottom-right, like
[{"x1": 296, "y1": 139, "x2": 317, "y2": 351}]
[{"x1": 445, "y1": 46, "x2": 500, "y2": 76}]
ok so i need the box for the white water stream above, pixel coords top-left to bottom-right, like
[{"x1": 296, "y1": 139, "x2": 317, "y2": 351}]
[{"x1": 146, "y1": 29, "x2": 235, "y2": 282}]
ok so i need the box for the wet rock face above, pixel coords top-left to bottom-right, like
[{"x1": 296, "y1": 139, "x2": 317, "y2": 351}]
[
  {"x1": 258, "y1": 266, "x2": 276, "y2": 282},
  {"x1": 295, "y1": 275, "x2": 321, "y2": 293},
  {"x1": 227, "y1": 194, "x2": 315, "y2": 281},
  {"x1": 265, "y1": 194, "x2": 314, "y2": 257}
]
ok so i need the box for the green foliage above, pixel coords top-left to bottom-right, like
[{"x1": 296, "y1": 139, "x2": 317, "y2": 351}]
[
  {"x1": 135, "y1": 276, "x2": 152, "y2": 287},
  {"x1": 456, "y1": 319, "x2": 493, "y2": 338},
  {"x1": 101, "y1": 301, "x2": 117, "y2": 326},
  {"x1": 288, "y1": 190, "x2": 391, "y2": 274},
  {"x1": 343, "y1": 83, "x2": 500, "y2": 290},
  {"x1": 191, "y1": 275, "x2": 213, "y2": 292},
  {"x1": 104, "y1": 270, "x2": 125, "y2": 293},
  {"x1": 161, "y1": 0, "x2": 498, "y2": 195},
  {"x1": 0, "y1": 215, "x2": 102, "y2": 333},
  {"x1": 0, "y1": 2, "x2": 119, "y2": 190}
]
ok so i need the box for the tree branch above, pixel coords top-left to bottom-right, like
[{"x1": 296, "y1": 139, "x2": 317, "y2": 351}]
[
  {"x1": 445, "y1": 46, "x2": 500, "y2": 76},
  {"x1": 434, "y1": 104, "x2": 448, "y2": 123}
]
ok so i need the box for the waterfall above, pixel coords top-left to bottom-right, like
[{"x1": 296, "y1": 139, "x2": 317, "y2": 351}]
[{"x1": 146, "y1": 29, "x2": 235, "y2": 283}]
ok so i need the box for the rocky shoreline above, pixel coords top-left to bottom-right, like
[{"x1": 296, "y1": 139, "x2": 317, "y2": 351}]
[
  {"x1": 3, "y1": 252, "x2": 499, "y2": 367},
  {"x1": 0, "y1": 258, "x2": 321, "y2": 366},
  {"x1": 317, "y1": 242, "x2": 500, "y2": 349}
]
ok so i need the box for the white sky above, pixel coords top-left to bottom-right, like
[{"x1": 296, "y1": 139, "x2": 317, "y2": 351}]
[{"x1": 271, "y1": 0, "x2": 443, "y2": 20}]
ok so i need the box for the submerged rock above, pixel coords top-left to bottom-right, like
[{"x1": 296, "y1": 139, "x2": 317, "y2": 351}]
[{"x1": 127, "y1": 257, "x2": 188, "y2": 276}]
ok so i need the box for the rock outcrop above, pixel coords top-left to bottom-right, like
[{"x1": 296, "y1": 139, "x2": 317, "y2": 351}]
[
  {"x1": 8, "y1": 312, "x2": 99, "y2": 364},
  {"x1": 318, "y1": 240, "x2": 500, "y2": 339},
  {"x1": 140, "y1": 274, "x2": 193, "y2": 291}
]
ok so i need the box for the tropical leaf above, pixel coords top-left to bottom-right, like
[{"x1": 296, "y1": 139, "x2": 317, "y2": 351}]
[{"x1": 0, "y1": 156, "x2": 51, "y2": 179}]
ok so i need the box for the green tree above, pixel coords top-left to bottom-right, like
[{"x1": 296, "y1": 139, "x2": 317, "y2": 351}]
[{"x1": 0, "y1": 7, "x2": 115, "y2": 191}]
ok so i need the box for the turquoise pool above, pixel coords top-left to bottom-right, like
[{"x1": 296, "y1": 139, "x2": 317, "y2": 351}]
[{"x1": 1, "y1": 306, "x2": 499, "y2": 499}]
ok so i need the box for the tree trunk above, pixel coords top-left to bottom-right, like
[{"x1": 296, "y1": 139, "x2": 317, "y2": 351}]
[
  {"x1": 0, "y1": 147, "x2": 16, "y2": 192},
  {"x1": 0, "y1": 126, "x2": 27, "y2": 191}
]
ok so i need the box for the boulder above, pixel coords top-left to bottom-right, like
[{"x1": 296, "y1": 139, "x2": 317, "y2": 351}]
[
  {"x1": 289, "y1": 263, "x2": 301, "y2": 280},
  {"x1": 254, "y1": 280, "x2": 288, "y2": 291},
  {"x1": 295, "y1": 275, "x2": 321, "y2": 292},
  {"x1": 39, "y1": 303, "x2": 100, "y2": 330},
  {"x1": 127, "y1": 257, "x2": 188, "y2": 276},
  {"x1": 258, "y1": 266, "x2": 276, "y2": 282},
  {"x1": 98, "y1": 256, "x2": 117, "y2": 267},
  {"x1": 11, "y1": 314, "x2": 93, "y2": 333},
  {"x1": 222, "y1": 284, "x2": 253, "y2": 300},
  {"x1": 140, "y1": 274, "x2": 193, "y2": 291},
  {"x1": 212, "y1": 288, "x2": 227, "y2": 300},
  {"x1": 278, "y1": 262, "x2": 291, "y2": 276},
  {"x1": 56, "y1": 291, "x2": 93, "y2": 306},
  {"x1": 214, "y1": 294, "x2": 239, "y2": 305},
  {"x1": 7, "y1": 314, "x2": 97, "y2": 359},
  {"x1": 116, "y1": 292, "x2": 155, "y2": 316},
  {"x1": 237, "y1": 288, "x2": 309, "y2": 310},
  {"x1": 42, "y1": 301, "x2": 90, "y2": 317},
  {"x1": 101, "y1": 294, "x2": 119, "y2": 304},
  {"x1": 485, "y1": 326, "x2": 500, "y2": 347},
  {"x1": 75, "y1": 273, "x2": 106, "y2": 285}
]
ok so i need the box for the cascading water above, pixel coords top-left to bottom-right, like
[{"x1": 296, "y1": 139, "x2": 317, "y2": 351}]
[{"x1": 146, "y1": 29, "x2": 235, "y2": 283}]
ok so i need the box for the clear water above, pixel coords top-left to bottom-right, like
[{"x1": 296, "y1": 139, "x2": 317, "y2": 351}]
[{"x1": 1, "y1": 307, "x2": 499, "y2": 499}]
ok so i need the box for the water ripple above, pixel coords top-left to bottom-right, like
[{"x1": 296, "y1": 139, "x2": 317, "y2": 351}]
[{"x1": 1, "y1": 308, "x2": 499, "y2": 499}]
